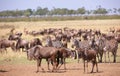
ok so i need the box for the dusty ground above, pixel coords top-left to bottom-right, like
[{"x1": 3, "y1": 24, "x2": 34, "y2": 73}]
[{"x1": 0, "y1": 62, "x2": 120, "y2": 76}]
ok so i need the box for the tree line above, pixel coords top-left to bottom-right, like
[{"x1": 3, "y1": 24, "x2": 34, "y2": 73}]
[{"x1": 0, "y1": 5, "x2": 120, "y2": 18}]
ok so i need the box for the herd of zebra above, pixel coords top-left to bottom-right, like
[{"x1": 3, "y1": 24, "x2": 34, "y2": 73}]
[{"x1": 0, "y1": 27, "x2": 120, "y2": 73}]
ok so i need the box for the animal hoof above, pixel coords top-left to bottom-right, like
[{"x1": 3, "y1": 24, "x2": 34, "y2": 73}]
[
  {"x1": 42, "y1": 68, "x2": 44, "y2": 71},
  {"x1": 64, "y1": 68, "x2": 67, "y2": 70},
  {"x1": 97, "y1": 70, "x2": 98, "y2": 72},
  {"x1": 51, "y1": 70, "x2": 54, "y2": 72},
  {"x1": 90, "y1": 71, "x2": 93, "y2": 73},
  {"x1": 36, "y1": 71, "x2": 39, "y2": 73}
]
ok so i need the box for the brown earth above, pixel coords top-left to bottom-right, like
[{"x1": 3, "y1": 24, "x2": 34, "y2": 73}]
[{"x1": 0, "y1": 62, "x2": 120, "y2": 76}]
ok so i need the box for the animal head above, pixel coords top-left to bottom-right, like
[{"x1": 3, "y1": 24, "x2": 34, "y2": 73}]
[{"x1": 26, "y1": 46, "x2": 41, "y2": 60}]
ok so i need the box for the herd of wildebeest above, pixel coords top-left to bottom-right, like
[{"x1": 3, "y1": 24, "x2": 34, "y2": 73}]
[{"x1": 0, "y1": 27, "x2": 120, "y2": 73}]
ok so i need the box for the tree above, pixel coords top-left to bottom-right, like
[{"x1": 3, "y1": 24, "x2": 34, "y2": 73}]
[
  {"x1": 118, "y1": 8, "x2": 120, "y2": 14},
  {"x1": 86, "y1": 10, "x2": 91, "y2": 15},
  {"x1": 93, "y1": 6, "x2": 108, "y2": 15},
  {"x1": 108, "y1": 9, "x2": 112, "y2": 14},
  {"x1": 77, "y1": 7, "x2": 86, "y2": 15},
  {"x1": 35, "y1": 7, "x2": 49, "y2": 16},
  {"x1": 113, "y1": 8, "x2": 117, "y2": 14},
  {"x1": 24, "y1": 9, "x2": 32, "y2": 17}
]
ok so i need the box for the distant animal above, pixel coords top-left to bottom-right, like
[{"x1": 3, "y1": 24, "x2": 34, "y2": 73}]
[
  {"x1": 29, "y1": 38, "x2": 42, "y2": 48},
  {"x1": 8, "y1": 33, "x2": 22, "y2": 40},
  {"x1": 0, "y1": 39, "x2": 16, "y2": 52}
]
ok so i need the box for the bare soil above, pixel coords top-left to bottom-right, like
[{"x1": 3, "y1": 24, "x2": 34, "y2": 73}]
[{"x1": 0, "y1": 62, "x2": 120, "y2": 76}]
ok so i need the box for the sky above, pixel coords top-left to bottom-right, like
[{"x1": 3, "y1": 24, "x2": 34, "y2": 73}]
[{"x1": 0, "y1": 0, "x2": 120, "y2": 11}]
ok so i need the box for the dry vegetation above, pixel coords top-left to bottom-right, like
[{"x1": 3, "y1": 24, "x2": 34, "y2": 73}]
[
  {"x1": 0, "y1": 19, "x2": 120, "y2": 76},
  {"x1": 0, "y1": 19, "x2": 120, "y2": 63}
]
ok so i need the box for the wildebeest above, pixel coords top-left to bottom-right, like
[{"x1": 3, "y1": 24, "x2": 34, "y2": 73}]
[
  {"x1": 0, "y1": 39, "x2": 16, "y2": 52},
  {"x1": 103, "y1": 39, "x2": 118, "y2": 63},
  {"x1": 29, "y1": 38, "x2": 42, "y2": 48},
  {"x1": 16, "y1": 38, "x2": 29, "y2": 52},
  {"x1": 8, "y1": 33, "x2": 22, "y2": 40},
  {"x1": 78, "y1": 48, "x2": 98, "y2": 73},
  {"x1": 26, "y1": 45, "x2": 60, "y2": 72},
  {"x1": 55, "y1": 47, "x2": 73, "y2": 70}
]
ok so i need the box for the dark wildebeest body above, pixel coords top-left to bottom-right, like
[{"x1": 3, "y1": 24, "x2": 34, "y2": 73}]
[
  {"x1": 47, "y1": 47, "x2": 73, "y2": 70},
  {"x1": 16, "y1": 38, "x2": 29, "y2": 52},
  {"x1": 8, "y1": 33, "x2": 22, "y2": 40},
  {"x1": 46, "y1": 36, "x2": 72, "y2": 69},
  {"x1": 27, "y1": 45, "x2": 59, "y2": 72},
  {"x1": 0, "y1": 39, "x2": 16, "y2": 52},
  {"x1": 78, "y1": 48, "x2": 98, "y2": 73},
  {"x1": 29, "y1": 38, "x2": 42, "y2": 48},
  {"x1": 54, "y1": 47, "x2": 72, "y2": 70},
  {"x1": 103, "y1": 39, "x2": 118, "y2": 63}
]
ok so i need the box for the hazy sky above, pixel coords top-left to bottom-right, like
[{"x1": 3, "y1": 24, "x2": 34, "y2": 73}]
[{"x1": 0, "y1": 0, "x2": 120, "y2": 11}]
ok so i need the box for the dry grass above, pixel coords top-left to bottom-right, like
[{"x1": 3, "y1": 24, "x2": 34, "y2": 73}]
[
  {"x1": 0, "y1": 19, "x2": 120, "y2": 37},
  {"x1": 0, "y1": 19, "x2": 120, "y2": 64}
]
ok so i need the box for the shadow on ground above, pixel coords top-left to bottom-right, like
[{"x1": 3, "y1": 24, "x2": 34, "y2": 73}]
[{"x1": 0, "y1": 70, "x2": 8, "y2": 73}]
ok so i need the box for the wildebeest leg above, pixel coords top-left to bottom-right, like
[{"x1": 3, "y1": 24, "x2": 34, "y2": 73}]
[
  {"x1": 96, "y1": 53, "x2": 100, "y2": 62},
  {"x1": 99, "y1": 52, "x2": 103, "y2": 62},
  {"x1": 57, "y1": 58, "x2": 66, "y2": 70},
  {"x1": 57, "y1": 57, "x2": 63, "y2": 70},
  {"x1": 91, "y1": 61, "x2": 95, "y2": 73},
  {"x1": 51, "y1": 57, "x2": 57, "y2": 72},
  {"x1": 11, "y1": 43, "x2": 15, "y2": 51},
  {"x1": 36, "y1": 59, "x2": 44, "y2": 73},
  {"x1": 96, "y1": 61, "x2": 98, "y2": 72},
  {"x1": 63, "y1": 58, "x2": 66, "y2": 70},
  {"x1": 4, "y1": 48, "x2": 7, "y2": 54},
  {"x1": 84, "y1": 60, "x2": 85, "y2": 73},
  {"x1": 104, "y1": 52, "x2": 106, "y2": 63},
  {"x1": 108, "y1": 52, "x2": 110, "y2": 63},
  {"x1": 36, "y1": 59, "x2": 40, "y2": 73},
  {"x1": 0, "y1": 48, "x2": 5, "y2": 53},
  {"x1": 46, "y1": 58, "x2": 51, "y2": 70},
  {"x1": 76, "y1": 50, "x2": 80, "y2": 63},
  {"x1": 112, "y1": 52, "x2": 116, "y2": 63},
  {"x1": 86, "y1": 61, "x2": 88, "y2": 73}
]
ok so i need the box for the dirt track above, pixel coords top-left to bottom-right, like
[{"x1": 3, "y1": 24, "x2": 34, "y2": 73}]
[{"x1": 0, "y1": 62, "x2": 120, "y2": 76}]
